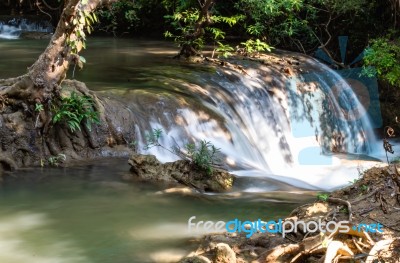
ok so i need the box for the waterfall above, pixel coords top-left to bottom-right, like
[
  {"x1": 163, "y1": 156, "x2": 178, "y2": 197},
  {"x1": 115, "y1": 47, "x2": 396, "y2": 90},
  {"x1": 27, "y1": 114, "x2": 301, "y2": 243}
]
[
  {"x1": 128, "y1": 56, "x2": 381, "y2": 191},
  {"x1": 0, "y1": 18, "x2": 53, "y2": 39}
]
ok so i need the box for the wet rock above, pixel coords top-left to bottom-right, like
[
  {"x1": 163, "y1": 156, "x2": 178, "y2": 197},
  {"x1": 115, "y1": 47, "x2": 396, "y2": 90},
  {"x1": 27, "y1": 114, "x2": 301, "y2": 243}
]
[
  {"x1": 214, "y1": 243, "x2": 236, "y2": 263},
  {"x1": 20, "y1": 31, "x2": 52, "y2": 39},
  {"x1": 128, "y1": 154, "x2": 234, "y2": 192},
  {"x1": 179, "y1": 255, "x2": 212, "y2": 263},
  {"x1": 155, "y1": 187, "x2": 197, "y2": 195}
]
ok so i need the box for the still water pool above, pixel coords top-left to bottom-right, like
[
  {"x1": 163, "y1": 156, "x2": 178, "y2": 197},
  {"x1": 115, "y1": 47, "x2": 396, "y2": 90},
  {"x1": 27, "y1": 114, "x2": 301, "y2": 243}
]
[{"x1": 0, "y1": 159, "x2": 313, "y2": 262}]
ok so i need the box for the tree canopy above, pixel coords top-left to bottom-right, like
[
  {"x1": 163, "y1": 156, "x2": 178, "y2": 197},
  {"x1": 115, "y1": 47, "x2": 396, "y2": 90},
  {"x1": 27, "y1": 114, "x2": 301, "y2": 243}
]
[{"x1": 0, "y1": 0, "x2": 399, "y2": 85}]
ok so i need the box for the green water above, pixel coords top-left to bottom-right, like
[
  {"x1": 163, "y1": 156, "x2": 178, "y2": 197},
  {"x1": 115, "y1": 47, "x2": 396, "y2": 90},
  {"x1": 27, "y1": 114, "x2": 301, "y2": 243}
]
[
  {"x1": 0, "y1": 37, "x2": 316, "y2": 262},
  {"x1": 0, "y1": 159, "x2": 312, "y2": 263}
]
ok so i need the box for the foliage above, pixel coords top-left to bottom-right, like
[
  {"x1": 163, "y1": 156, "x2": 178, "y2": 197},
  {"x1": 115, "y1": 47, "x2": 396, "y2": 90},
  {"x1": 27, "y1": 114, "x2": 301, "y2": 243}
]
[
  {"x1": 47, "y1": 154, "x2": 67, "y2": 167},
  {"x1": 52, "y1": 92, "x2": 100, "y2": 133},
  {"x1": 363, "y1": 36, "x2": 400, "y2": 87},
  {"x1": 215, "y1": 42, "x2": 234, "y2": 58},
  {"x1": 35, "y1": 103, "x2": 44, "y2": 112},
  {"x1": 316, "y1": 193, "x2": 329, "y2": 202},
  {"x1": 360, "y1": 184, "x2": 368, "y2": 192},
  {"x1": 67, "y1": 6, "x2": 98, "y2": 55},
  {"x1": 164, "y1": 8, "x2": 205, "y2": 52},
  {"x1": 96, "y1": 0, "x2": 140, "y2": 35},
  {"x1": 144, "y1": 128, "x2": 221, "y2": 175},
  {"x1": 235, "y1": 0, "x2": 377, "y2": 54},
  {"x1": 163, "y1": 1, "x2": 245, "y2": 56},
  {"x1": 184, "y1": 140, "x2": 220, "y2": 175},
  {"x1": 144, "y1": 128, "x2": 163, "y2": 150},
  {"x1": 239, "y1": 39, "x2": 274, "y2": 57}
]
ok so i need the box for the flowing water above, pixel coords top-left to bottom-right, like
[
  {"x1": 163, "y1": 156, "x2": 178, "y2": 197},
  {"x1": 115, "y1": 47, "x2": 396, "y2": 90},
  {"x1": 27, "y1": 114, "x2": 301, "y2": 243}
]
[
  {"x1": 0, "y1": 18, "x2": 53, "y2": 39},
  {"x1": 0, "y1": 34, "x2": 389, "y2": 262}
]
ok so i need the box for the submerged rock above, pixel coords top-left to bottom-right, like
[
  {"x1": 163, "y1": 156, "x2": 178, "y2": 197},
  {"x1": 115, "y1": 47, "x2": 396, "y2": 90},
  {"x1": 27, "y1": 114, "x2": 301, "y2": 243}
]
[
  {"x1": 179, "y1": 255, "x2": 211, "y2": 263},
  {"x1": 128, "y1": 154, "x2": 234, "y2": 192},
  {"x1": 20, "y1": 31, "x2": 52, "y2": 39}
]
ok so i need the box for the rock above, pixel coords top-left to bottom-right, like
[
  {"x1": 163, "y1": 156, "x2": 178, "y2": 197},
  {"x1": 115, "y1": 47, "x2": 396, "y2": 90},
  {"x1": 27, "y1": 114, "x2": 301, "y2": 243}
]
[
  {"x1": 179, "y1": 255, "x2": 212, "y2": 263},
  {"x1": 155, "y1": 187, "x2": 196, "y2": 195},
  {"x1": 128, "y1": 154, "x2": 234, "y2": 192},
  {"x1": 214, "y1": 243, "x2": 236, "y2": 263},
  {"x1": 19, "y1": 31, "x2": 52, "y2": 39}
]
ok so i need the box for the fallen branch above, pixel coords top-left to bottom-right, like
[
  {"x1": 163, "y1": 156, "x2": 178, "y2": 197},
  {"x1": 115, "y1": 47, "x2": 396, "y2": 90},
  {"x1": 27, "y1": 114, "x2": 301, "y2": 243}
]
[{"x1": 351, "y1": 188, "x2": 381, "y2": 204}]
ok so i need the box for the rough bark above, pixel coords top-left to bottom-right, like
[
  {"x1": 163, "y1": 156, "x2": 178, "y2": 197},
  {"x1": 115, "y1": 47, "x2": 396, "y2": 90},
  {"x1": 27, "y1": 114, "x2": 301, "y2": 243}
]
[{"x1": 0, "y1": 0, "x2": 135, "y2": 174}]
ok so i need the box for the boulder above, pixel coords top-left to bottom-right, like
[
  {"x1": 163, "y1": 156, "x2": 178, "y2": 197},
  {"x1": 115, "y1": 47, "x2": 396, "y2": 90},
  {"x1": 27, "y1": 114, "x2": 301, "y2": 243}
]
[{"x1": 128, "y1": 154, "x2": 234, "y2": 192}]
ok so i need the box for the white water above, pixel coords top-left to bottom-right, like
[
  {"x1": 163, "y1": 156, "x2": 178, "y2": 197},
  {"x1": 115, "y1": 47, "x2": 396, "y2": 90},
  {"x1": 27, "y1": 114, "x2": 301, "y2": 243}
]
[
  {"x1": 0, "y1": 18, "x2": 53, "y2": 39},
  {"x1": 136, "y1": 58, "x2": 383, "y2": 191}
]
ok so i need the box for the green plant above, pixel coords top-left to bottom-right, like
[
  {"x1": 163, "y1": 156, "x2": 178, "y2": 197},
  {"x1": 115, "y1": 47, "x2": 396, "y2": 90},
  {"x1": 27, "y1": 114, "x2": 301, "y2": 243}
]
[
  {"x1": 67, "y1": 6, "x2": 98, "y2": 55},
  {"x1": 215, "y1": 42, "x2": 234, "y2": 58},
  {"x1": 240, "y1": 39, "x2": 274, "y2": 57},
  {"x1": 143, "y1": 128, "x2": 221, "y2": 175},
  {"x1": 35, "y1": 103, "x2": 44, "y2": 112},
  {"x1": 163, "y1": 1, "x2": 244, "y2": 57},
  {"x1": 185, "y1": 140, "x2": 221, "y2": 175},
  {"x1": 144, "y1": 128, "x2": 163, "y2": 149},
  {"x1": 316, "y1": 193, "x2": 329, "y2": 202},
  {"x1": 164, "y1": 9, "x2": 205, "y2": 53},
  {"x1": 34, "y1": 103, "x2": 44, "y2": 128},
  {"x1": 48, "y1": 153, "x2": 67, "y2": 166},
  {"x1": 360, "y1": 184, "x2": 368, "y2": 192},
  {"x1": 96, "y1": 0, "x2": 141, "y2": 36},
  {"x1": 53, "y1": 92, "x2": 100, "y2": 132},
  {"x1": 363, "y1": 36, "x2": 400, "y2": 87}
]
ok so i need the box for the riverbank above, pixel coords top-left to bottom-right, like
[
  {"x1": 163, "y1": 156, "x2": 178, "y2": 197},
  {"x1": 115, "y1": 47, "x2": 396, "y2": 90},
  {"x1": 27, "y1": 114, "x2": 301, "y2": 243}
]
[{"x1": 178, "y1": 164, "x2": 400, "y2": 263}]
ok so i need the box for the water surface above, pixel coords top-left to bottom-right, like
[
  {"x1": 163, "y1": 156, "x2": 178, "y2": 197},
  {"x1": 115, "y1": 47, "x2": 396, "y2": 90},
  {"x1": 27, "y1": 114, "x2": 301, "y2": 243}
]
[{"x1": 0, "y1": 159, "x2": 311, "y2": 263}]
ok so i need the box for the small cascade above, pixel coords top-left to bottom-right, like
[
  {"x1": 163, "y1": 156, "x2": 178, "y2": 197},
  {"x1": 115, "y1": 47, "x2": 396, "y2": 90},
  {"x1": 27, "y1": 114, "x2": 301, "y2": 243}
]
[
  {"x1": 0, "y1": 18, "x2": 53, "y2": 39},
  {"x1": 132, "y1": 56, "x2": 381, "y2": 190},
  {"x1": 129, "y1": 57, "x2": 377, "y2": 192}
]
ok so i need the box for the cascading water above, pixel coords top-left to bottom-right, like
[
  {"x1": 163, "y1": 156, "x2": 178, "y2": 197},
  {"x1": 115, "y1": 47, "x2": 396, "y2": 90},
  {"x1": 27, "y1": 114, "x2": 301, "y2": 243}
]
[
  {"x1": 0, "y1": 18, "x2": 53, "y2": 39},
  {"x1": 132, "y1": 56, "x2": 381, "y2": 191}
]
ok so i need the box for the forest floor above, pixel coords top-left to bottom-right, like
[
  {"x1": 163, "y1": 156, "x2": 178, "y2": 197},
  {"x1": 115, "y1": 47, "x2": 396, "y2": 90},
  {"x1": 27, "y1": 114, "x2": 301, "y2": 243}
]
[{"x1": 180, "y1": 164, "x2": 400, "y2": 263}]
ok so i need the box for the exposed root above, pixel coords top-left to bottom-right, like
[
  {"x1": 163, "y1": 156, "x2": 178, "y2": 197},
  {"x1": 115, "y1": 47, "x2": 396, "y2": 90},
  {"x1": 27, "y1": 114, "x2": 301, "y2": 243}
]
[
  {"x1": 326, "y1": 197, "x2": 353, "y2": 221},
  {"x1": 263, "y1": 229, "x2": 394, "y2": 263},
  {"x1": 265, "y1": 244, "x2": 300, "y2": 263},
  {"x1": 0, "y1": 78, "x2": 136, "y2": 172},
  {"x1": 365, "y1": 239, "x2": 396, "y2": 263}
]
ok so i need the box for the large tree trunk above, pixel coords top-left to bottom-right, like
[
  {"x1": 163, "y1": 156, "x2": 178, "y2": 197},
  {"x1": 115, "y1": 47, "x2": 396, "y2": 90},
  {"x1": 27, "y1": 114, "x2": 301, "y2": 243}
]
[
  {"x1": 1, "y1": 0, "x2": 101, "y2": 102},
  {"x1": 0, "y1": 0, "x2": 136, "y2": 173}
]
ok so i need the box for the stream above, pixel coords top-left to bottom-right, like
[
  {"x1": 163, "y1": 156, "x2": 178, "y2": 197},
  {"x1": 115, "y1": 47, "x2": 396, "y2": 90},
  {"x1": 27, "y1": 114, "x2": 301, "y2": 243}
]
[{"x1": 0, "y1": 35, "x2": 389, "y2": 262}]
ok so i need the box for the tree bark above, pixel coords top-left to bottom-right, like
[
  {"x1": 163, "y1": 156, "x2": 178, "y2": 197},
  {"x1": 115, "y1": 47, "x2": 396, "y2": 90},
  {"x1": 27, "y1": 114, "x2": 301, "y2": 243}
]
[
  {"x1": 0, "y1": 0, "x2": 135, "y2": 171},
  {"x1": 0, "y1": 0, "x2": 106, "y2": 102}
]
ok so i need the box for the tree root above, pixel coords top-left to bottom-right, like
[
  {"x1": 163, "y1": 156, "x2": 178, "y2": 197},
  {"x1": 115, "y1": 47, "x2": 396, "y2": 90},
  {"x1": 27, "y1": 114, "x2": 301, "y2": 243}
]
[
  {"x1": 327, "y1": 197, "x2": 353, "y2": 221},
  {"x1": 264, "y1": 230, "x2": 398, "y2": 263},
  {"x1": 0, "y1": 78, "x2": 136, "y2": 171}
]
